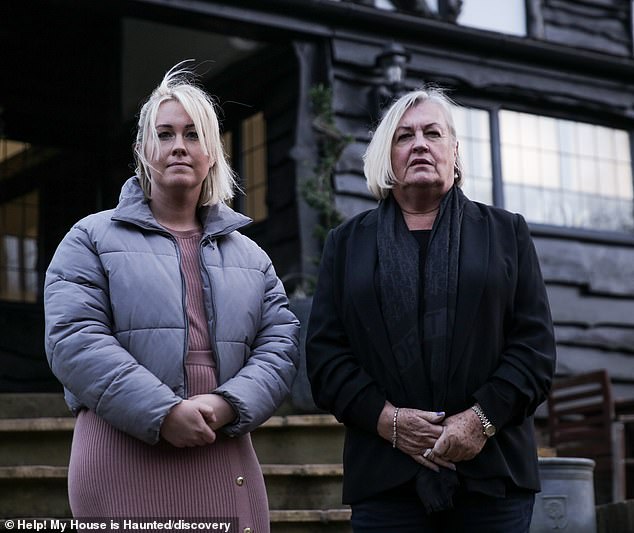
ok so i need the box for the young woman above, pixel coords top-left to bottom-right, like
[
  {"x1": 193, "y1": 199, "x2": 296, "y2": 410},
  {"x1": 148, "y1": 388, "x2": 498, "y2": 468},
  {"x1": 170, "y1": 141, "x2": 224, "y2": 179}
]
[{"x1": 44, "y1": 63, "x2": 299, "y2": 531}]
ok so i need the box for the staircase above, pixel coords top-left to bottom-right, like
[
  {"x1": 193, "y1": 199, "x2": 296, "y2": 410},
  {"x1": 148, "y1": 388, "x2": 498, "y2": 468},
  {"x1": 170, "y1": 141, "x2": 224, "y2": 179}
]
[{"x1": 0, "y1": 393, "x2": 351, "y2": 532}]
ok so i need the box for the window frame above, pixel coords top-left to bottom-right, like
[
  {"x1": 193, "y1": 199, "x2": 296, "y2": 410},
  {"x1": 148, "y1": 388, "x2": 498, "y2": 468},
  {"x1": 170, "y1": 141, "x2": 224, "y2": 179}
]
[
  {"x1": 453, "y1": 94, "x2": 634, "y2": 244},
  {"x1": 221, "y1": 108, "x2": 270, "y2": 237},
  {"x1": 0, "y1": 190, "x2": 40, "y2": 304}
]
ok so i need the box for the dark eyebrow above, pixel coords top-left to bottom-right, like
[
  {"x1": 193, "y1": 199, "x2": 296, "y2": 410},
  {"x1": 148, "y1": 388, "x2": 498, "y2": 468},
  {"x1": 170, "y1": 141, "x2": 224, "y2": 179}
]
[
  {"x1": 155, "y1": 123, "x2": 196, "y2": 129},
  {"x1": 396, "y1": 122, "x2": 444, "y2": 130}
]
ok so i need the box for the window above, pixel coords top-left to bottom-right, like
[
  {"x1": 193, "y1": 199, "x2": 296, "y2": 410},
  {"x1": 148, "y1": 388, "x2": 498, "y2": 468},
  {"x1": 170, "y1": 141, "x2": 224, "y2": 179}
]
[
  {"x1": 224, "y1": 112, "x2": 269, "y2": 223},
  {"x1": 500, "y1": 110, "x2": 633, "y2": 232},
  {"x1": 241, "y1": 112, "x2": 268, "y2": 223},
  {"x1": 0, "y1": 191, "x2": 39, "y2": 303},
  {"x1": 452, "y1": 105, "x2": 493, "y2": 205},
  {"x1": 1, "y1": 140, "x2": 43, "y2": 303},
  {"x1": 375, "y1": 0, "x2": 528, "y2": 36},
  {"x1": 457, "y1": 0, "x2": 526, "y2": 36},
  {"x1": 452, "y1": 103, "x2": 634, "y2": 234},
  {"x1": 1, "y1": 139, "x2": 32, "y2": 163}
]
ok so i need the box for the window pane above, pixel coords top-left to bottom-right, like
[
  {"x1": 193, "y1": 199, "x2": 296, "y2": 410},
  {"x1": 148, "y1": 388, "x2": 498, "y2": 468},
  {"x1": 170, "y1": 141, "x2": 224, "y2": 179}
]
[
  {"x1": 502, "y1": 145, "x2": 521, "y2": 184},
  {"x1": 577, "y1": 123, "x2": 596, "y2": 159},
  {"x1": 470, "y1": 140, "x2": 492, "y2": 180},
  {"x1": 504, "y1": 183, "x2": 523, "y2": 216},
  {"x1": 23, "y1": 271, "x2": 38, "y2": 303},
  {"x1": 23, "y1": 238, "x2": 38, "y2": 270},
  {"x1": 241, "y1": 112, "x2": 268, "y2": 223},
  {"x1": 457, "y1": 0, "x2": 526, "y2": 36},
  {"x1": 617, "y1": 163, "x2": 634, "y2": 198},
  {"x1": 539, "y1": 116, "x2": 558, "y2": 148},
  {"x1": 500, "y1": 110, "x2": 633, "y2": 232},
  {"x1": 615, "y1": 130, "x2": 630, "y2": 159},
  {"x1": 0, "y1": 190, "x2": 40, "y2": 302},
  {"x1": 2, "y1": 235, "x2": 20, "y2": 269},
  {"x1": 541, "y1": 151, "x2": 560, "y2": 188},
  {"x1": 558, "y1": 121, "x2": 576, "y2": 155},
  {"x1": 521, "y1": 148, "x2": 541, "y2": 186},
  {"x1": 519, "y1": 113, "x2": 539, "y2": 149},
  {"x1": 0, "y1": 139, "x2": 31, "y2": 164},
  {"x1": 452, "y1": 105, "x2": 493, "y2": 205}
]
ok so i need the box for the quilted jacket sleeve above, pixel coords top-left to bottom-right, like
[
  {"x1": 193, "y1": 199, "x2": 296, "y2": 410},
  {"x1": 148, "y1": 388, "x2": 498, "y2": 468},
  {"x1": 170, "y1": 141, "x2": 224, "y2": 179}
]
[
  {"x1": 44, "y1": 222, "x2": 181, "y2": 444},
  {"x1": 214, "y1": 261, "x2": 300, "y2": 437}
]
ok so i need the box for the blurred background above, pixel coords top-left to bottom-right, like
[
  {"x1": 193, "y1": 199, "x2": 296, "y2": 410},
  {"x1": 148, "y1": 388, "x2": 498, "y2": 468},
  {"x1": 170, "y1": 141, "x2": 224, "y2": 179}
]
[{"x1": 0, "y1": 0, "x2": 633, "y2": 424}]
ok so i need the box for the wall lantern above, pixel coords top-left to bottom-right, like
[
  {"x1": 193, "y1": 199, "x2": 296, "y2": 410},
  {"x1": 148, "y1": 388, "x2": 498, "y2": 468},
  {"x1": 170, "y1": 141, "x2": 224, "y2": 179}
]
[
  {"x1": 370, "y1": 42, "x2": 411, "y2": 123},
  {"x1": 376, "y1": 42, "x2": 410, "y2": 87}
]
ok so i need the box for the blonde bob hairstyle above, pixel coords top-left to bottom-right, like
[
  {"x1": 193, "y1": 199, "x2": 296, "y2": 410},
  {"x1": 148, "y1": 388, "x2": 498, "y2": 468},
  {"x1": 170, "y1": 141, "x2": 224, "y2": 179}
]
[
  {"x1": 363, "y1": 87, "x2": 464, "y2": 200},
  {"x1": 134, "y1": 61, "x2": 238, "y2": 206}
]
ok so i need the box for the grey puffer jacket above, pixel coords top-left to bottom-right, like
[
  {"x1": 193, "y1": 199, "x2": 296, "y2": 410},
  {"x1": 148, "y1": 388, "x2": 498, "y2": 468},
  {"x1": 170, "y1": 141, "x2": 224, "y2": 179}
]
[{"x1": 44, "y1": 177, "x2": 299, "y2": 444}]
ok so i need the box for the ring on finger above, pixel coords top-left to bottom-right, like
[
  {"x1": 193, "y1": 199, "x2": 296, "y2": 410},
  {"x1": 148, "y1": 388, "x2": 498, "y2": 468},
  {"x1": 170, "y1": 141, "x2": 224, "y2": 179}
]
[{"x1": 423, "y1": 448, "x2": 433, "y2": 459}]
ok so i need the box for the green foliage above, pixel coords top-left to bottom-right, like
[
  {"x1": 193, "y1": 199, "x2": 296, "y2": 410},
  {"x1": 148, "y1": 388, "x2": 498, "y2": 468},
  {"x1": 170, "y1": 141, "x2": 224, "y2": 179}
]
[{"x1": 301, "y1": 84, "x2": 353, "y2": 252}]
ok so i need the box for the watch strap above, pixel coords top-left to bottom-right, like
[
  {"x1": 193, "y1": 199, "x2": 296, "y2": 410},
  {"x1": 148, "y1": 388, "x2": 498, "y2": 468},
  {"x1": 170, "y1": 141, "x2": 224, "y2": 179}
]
[{"x1": 471, "y1": 404, "x2": 495, "y2": 437}]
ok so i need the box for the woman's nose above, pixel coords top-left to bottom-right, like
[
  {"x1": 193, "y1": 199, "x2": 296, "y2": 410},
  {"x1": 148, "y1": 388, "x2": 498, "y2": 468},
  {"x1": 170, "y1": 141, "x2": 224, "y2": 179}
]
[
  {"x1": 412, "y1": 130, "x2": 429, "y2": 152},
  {"x1": 171, "y1": 134, "x2": 187, "y2": 154}
]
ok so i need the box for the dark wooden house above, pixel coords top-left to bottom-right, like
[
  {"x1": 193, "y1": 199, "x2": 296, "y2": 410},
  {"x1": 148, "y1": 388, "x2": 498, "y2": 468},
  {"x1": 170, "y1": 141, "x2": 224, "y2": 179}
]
[{"x1": 1, "y1": 0, "x2": 634, "y2": 411}]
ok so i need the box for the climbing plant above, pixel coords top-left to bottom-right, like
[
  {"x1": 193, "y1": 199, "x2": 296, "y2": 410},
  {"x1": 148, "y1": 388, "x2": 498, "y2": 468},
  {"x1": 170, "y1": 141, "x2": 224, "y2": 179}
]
[{"x1": 301, "y1": 84, "x2": 353, "y2": 254}]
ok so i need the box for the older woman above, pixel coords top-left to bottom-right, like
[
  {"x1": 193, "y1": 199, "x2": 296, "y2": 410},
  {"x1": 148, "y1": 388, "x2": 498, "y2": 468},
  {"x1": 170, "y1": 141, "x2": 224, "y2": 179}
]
[
  {"x1": 44, "y1": 63, "x2": 299, "y2": 530},
  {"x1": 306, "y1": 88, "x2": 556, "y2": 532}
]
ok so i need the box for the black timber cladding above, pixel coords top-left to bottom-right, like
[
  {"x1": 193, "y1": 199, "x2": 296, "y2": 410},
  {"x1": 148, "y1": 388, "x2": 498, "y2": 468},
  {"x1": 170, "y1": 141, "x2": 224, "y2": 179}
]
[{"x1": 323, "y1": 1, "x2": 634, "y2": 401}]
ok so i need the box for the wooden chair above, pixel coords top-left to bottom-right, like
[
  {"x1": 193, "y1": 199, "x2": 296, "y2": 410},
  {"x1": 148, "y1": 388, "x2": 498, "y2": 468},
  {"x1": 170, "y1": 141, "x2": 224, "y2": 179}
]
[{"x1": 548, "y1": 369, "x2": 626, "y2": 504}]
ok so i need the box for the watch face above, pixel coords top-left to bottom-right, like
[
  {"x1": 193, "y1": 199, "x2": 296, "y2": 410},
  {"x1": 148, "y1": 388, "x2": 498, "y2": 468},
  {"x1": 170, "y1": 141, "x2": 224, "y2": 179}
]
[{"x1": 485, "y1": 425, "x2": 496, "y2": 437}]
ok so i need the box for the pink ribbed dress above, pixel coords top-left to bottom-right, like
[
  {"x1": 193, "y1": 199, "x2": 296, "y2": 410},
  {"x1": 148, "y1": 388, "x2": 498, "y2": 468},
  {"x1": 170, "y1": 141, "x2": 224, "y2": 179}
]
[{"x1": 68, "y1": 229, "x2": 270, "y2": 532}]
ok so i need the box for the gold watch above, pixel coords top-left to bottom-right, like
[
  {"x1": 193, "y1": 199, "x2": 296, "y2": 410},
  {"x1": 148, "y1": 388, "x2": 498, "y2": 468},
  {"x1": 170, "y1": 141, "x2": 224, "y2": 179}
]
[{"x1": 471, "y1": 404, "x2": 496, "y2": 437}]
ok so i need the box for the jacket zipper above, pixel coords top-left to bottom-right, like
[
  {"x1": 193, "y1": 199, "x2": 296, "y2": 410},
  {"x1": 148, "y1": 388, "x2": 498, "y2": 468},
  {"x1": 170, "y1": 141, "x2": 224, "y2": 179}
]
[
  {"x1": 170, "y1": 233, "x2": 190, "y2": 399},
  {"x1": 200, "y1": 237, "x2": 222, "y2": 381}
]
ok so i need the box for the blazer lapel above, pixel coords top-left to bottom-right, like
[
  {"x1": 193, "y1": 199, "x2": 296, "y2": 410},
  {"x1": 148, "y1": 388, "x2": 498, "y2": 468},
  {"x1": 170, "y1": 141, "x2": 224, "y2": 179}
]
[
  {"x1": 348, "y1": 211, "x2": 424, "y2": 406},
  {"x1": 448, "y1": 201, "x2": 489, "y2": 379}
]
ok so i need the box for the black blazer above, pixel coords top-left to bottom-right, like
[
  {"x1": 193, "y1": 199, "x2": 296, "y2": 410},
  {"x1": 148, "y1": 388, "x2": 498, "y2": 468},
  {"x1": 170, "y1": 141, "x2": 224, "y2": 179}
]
[{"x1": 306, "y1": 197, "x2": 556, "y2": 504}]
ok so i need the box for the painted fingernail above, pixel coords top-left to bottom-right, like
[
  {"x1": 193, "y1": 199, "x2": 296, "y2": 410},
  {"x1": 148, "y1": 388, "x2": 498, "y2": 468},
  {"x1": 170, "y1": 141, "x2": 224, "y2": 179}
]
[{"x1": 436, "y1": 411, "x2": 445, "y2": 416}]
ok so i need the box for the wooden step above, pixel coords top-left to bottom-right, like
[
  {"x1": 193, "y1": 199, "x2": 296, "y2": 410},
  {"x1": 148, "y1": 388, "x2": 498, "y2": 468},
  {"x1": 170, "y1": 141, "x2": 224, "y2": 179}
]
[
  {"x1": 0, "y1": 409, "x2": 348, "y2": 526},
  {"x1": 0, "y1": 417, "x2": 74, "y2": 466},
  {"x1": 0, "y1": 466, "x2": 70, "y2": 517},
  {"x1": 252, "y1": 414, "x2": 344, "y2": 464},
  {"x1": 0, "y1": 393, "x2": 68, "y2": 418},
  {"x1": 0, "y1": 414, "x2": 344, "y2": 466},
  {"x1": 270, "y1": 509, "x2": 352, "y2": 533},
  {"x1": 0, "y1": 463, "x2": 344, "y2": 515},
  {"x1": 262, "y1": 464, "x2": 344, "y2": 510}
]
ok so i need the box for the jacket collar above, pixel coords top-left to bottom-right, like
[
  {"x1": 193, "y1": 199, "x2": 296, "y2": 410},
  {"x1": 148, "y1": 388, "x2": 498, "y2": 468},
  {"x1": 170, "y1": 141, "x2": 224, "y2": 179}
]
[{"x1": 112, "y1": 177, "x2": 252, "y2": 238}]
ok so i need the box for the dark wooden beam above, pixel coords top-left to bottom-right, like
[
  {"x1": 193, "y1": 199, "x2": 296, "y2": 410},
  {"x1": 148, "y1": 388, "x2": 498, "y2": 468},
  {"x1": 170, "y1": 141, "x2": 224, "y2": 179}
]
[{"x1": 125, "y1": 0, "x2": 634, "y2": 83}]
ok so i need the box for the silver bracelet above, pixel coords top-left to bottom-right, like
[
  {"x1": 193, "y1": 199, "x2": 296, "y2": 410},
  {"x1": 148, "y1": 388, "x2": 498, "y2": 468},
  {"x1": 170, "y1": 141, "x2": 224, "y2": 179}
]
[{"x1": 392, "y1": 407, "x2": 400, "y2": 448}]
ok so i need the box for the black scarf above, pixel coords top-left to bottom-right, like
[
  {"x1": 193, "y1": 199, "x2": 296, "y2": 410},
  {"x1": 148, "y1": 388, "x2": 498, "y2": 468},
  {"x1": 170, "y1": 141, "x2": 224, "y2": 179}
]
[{"x1": 377, "y1": 185, "x2": 466, "y2": 512}]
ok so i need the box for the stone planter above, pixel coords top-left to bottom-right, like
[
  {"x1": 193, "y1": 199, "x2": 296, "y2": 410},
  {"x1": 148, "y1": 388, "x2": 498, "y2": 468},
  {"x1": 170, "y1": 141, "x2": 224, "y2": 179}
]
[{"x1": 530, "y1": 457, "x2": 597, "y2": 533}]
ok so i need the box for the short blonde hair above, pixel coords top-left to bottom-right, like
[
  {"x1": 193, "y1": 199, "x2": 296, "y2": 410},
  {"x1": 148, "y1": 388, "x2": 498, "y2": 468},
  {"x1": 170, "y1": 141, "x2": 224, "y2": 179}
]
[
  {"x1": 363, "y1": 87, "x2": 464, "y2": 200},
  {"x1": 134, "y1": 61, "x2": 237, "y2": 206}
]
